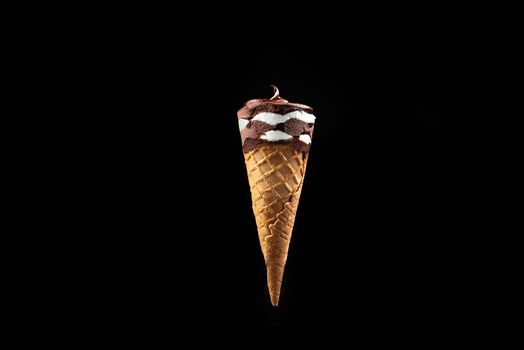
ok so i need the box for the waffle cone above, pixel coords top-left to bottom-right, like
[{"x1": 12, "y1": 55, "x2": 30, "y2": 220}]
[{"x1": 244, "y1": 144, "x2": 308, "y2": 306}]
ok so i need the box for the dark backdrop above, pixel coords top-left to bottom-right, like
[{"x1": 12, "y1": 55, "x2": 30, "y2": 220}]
[{"x1": 101, "y1": 12, "x2": 472, "y2": 340}]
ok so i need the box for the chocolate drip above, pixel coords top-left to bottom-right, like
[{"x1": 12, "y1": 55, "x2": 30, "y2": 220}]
[{"x1": 270, "y1": 85, "x2": 280, "y2": 100}]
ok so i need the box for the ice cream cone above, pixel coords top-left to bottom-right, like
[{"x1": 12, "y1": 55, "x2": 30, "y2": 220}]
[
  {"x1": 237, "y1": 86, "x2": 315, "y2": 306},
  {"x1": 244, "y1": 144, "x2": 308, "y2": 306}
]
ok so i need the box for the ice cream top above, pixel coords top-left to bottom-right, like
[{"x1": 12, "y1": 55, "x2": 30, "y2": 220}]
[{"x1": 237, "y1": 85, "x2": 315, "y2": 153}]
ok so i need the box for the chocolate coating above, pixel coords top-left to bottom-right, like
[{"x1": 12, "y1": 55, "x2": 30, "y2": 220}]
[{"x1": 237, "y1": 86, "x2": 313, "y2": 119}]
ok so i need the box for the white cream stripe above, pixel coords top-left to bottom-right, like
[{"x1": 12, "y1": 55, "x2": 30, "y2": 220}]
[
  {"x1": 252, "y1": 111, "x2": 316, "y2": 125},
  {"x1": 260, "y1": 130, "x2": 293, "y2": 141},
  {"x1": 298, "y1": 134, "x2": 312, "y2": 144},
  {"x1": 238, "y1": 119, "x2": 249, "y2": 131}
]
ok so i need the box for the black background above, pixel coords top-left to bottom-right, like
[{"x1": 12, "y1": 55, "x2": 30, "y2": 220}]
[{"x1": 101, "y1": 10, "x2": 476, "y2": 340}]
